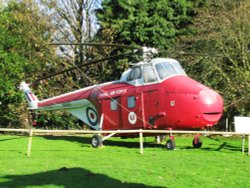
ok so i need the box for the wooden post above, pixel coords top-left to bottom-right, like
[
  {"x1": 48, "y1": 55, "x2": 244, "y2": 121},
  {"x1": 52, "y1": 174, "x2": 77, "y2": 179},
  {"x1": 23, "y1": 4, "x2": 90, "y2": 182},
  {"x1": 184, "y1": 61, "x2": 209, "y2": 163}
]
[
  {"x1": 226, "y1": 118, "x2": 228, "y2": 132},
  {"x1": 139, "y1": 129, "x2": 143, "y2": 154},
  {"x1": 242, "y1": 135, "x2": 245, "y2": 154},
  {"x1": 248, "y1": 134, "x2": 250, "y2": 156},
  {"x1": 27, "y1": 128, "x2": 33, "y2": 157}
]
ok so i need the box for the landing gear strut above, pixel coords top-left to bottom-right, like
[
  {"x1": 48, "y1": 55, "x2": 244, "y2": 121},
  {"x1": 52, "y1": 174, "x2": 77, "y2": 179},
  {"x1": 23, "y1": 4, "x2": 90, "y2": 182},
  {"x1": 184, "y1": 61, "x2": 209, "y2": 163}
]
[
  {"x1": 166, "y1": 135, "x2": 176, "y2": 150},
  {"x1": 91, "y1": 134, "x2": 103, "y2": 148},
  {"x1": 193, "y1": 134, "x2": 202, "y2": 148}
]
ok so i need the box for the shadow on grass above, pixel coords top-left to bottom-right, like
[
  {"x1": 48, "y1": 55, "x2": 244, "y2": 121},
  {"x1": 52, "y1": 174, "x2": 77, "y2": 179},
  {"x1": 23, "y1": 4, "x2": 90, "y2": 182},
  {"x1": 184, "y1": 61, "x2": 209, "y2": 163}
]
[
  {"x1": 0, "y1": 137, "x2": 24, "y2": 142},
  {"x1": 206, "y1": 136, "x2": 242, "y2": 152},
  {"x1": 41, "y1": 135, "x2": 242, "y2": 152},
  {"x1": 41, "y1": 135, "x2": 165, "y2": 149},
  {"x1": 179, "y1": 136, "x2": 242, "y2": 152},
  {"x1": 0, "y1": 167, "x2": 165, "y2": 188}
]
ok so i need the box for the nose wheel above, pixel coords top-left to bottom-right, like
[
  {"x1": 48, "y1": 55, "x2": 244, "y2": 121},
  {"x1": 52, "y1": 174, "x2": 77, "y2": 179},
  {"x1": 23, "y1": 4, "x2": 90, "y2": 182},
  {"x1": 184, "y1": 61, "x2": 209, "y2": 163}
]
[{"x1": 193, "y1": 134, "x2": 202, "y2": 148}]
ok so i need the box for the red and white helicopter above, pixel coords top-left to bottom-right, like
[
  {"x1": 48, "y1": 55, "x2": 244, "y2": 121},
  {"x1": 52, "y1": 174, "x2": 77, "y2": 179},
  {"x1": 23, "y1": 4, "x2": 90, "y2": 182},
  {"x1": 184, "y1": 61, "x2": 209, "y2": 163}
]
[{"x1": 20, "y1": 47, "x2": 223, "y2": 149}]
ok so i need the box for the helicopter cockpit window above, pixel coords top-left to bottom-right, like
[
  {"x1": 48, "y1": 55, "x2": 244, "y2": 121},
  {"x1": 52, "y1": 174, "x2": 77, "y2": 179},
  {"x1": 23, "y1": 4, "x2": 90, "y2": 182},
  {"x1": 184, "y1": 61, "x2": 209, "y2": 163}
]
[
  {"x1": 171, "y1": 61, "x2": 186, "y2": 75},
  {"x1": 155, "y1": 62, "x2": 178, "y2": 79},
  {"x1": 143, "y1": 65, "x2": 157, "y2": 83},
  {"x1": 127, "y1": 67, "x2": 141, "y2": 82}
]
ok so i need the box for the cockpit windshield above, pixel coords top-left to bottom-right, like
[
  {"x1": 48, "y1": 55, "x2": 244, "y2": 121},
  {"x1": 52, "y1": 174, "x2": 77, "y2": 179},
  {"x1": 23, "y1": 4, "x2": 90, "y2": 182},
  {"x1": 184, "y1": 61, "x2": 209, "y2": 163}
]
[
  {"x1": 119, "y1": 58, "x2": 186, "y2": 85},
  {"x1": 171, "y1": 61, "x2": 186, "y2": 75},
  {"x1": 155, "y1": 61, "x2": 186, "y2": 80}
]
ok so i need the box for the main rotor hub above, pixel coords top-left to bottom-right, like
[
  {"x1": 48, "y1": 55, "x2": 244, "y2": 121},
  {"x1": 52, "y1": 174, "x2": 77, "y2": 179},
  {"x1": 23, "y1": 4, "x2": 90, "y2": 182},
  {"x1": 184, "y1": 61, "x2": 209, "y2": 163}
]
[{"x1": 142, "y1": 47, "x2": 158, "y2": 62}]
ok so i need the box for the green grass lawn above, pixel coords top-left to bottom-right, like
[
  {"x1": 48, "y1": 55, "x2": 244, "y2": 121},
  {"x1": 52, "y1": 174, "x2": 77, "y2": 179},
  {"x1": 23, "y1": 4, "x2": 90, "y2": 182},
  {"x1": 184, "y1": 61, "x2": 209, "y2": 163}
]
[{"x1": 0, "y1": 134, "x2": 249, "y2": 188}]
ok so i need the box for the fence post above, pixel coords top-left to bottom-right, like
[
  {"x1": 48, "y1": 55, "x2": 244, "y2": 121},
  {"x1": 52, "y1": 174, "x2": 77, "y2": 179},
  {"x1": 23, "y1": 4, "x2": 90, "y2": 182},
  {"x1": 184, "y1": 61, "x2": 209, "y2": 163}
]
[
  {"x1": 139, "y1": 129, "x2": 143, "y2": 154},
  {"x1": 242, "y1": 135, "x2": 245, "y2": 154},
  {"x1": 225, "y1": 118, "x2": 228, "y2": 132},
  {"x1": 248, "y1": 134, "x2": 250, "y2": 156},
  {"x1": 27, "y1": 128, "x2": 33, "y2": 157}
]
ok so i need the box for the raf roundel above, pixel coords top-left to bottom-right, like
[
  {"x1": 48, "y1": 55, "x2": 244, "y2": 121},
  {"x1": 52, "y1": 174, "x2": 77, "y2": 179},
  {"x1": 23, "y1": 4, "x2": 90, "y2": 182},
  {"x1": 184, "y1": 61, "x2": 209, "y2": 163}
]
[
  {"x1": 128, "y1": 112, "x2": 137, "y2": 125},
  {"x1": 86, "y1": 107, "x2": 98, "y2": 126}
]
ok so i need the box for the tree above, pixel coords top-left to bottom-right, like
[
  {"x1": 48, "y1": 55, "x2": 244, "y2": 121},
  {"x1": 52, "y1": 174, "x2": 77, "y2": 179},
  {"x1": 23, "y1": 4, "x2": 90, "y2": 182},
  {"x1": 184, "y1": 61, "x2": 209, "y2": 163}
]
[
  {"x1": 37, "y1": 0, "x2": 103, "y2": 87},
  {"x1": 0, "y1": 1, "x2": 60, "y2": 127},
  {"x1": 214, "y1": 1, "x2": 250, "y2": 117},
  {"x1": 175, "y1": 0, "x2": 250, "y2": 127},
  {"x1": 97, "y1": 0, "x2": 196, "y2": 49},
  {"x1": 40, "y1": 0, "x2": 101, "y2": 62},
  {"x1": 94, "y1": 0, "x2": 202, "y2": 81}
]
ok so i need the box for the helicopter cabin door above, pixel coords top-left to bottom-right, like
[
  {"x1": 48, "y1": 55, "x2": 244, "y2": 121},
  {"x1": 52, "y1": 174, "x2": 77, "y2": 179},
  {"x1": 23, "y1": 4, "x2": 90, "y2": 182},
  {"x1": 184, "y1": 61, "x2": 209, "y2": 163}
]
[
  {"x1": 101, "y1": 97, "x2": 122, "y2": 130},
  {"x1": 120, "y1": 93, "x2": 144, "y2": 129}
]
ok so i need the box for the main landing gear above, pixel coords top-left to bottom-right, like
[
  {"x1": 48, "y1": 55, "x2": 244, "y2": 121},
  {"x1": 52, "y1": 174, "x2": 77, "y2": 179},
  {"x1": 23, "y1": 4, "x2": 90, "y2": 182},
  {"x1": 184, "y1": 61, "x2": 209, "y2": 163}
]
[
  {"x1": 166, "y1": 135, "x2": 176, "y2": 150},
  {"x1": 192, "y1": 134, "x2": 203, "y2": 148},
  {"x1": 91, "y1": 132, "x2": 117, "y2": 148},
  {"x1": 91, "y1": 133, "x2": 203, "y2": 149},
  {"x1": 165, "y1": 134, "x2": 203, "y2": 150},
  {"x1": 91, "y1": 134, "x2": 103, "y2": 148}
]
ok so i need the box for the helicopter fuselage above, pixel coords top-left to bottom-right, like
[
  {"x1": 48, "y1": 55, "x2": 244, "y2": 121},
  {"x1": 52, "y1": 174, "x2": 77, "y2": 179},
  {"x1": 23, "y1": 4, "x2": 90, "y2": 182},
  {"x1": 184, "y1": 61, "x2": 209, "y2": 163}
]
[{"x1": 26, "y1": 58, "x2": 223, "y2": 133}]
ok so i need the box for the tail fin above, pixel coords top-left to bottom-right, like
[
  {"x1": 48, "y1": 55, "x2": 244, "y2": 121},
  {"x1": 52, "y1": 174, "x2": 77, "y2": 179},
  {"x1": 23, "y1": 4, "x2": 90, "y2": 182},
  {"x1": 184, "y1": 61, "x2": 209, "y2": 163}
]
[{"x1": 20, "y1": 81, "x2": 38, "y2": 109}]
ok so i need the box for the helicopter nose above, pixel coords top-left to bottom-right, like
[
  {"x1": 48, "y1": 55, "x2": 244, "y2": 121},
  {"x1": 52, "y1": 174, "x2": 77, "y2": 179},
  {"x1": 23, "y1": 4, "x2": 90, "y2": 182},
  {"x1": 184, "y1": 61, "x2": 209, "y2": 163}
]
[{"x1": 199, "y1": 89, "x2": 223, "y2": 123}]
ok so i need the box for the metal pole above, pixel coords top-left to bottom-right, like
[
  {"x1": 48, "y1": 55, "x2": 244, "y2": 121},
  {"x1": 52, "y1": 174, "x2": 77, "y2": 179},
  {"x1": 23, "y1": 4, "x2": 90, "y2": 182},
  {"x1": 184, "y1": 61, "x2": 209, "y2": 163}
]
[
  {"x1": 99, "y1": 114, "x2": 104, "y2": 130},
  {"x1": 139, "y1": 129, "x2": 143, "y2": 154}
]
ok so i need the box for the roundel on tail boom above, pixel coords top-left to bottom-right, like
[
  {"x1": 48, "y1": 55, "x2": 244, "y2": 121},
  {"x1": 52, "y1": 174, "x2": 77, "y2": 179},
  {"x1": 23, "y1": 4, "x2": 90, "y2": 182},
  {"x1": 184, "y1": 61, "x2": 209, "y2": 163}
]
[
  {"x1": 66, "y1": 100, "x2": 100, "y2": 130},
  {"x1": 86, "y1": 107, "x2": 98, "y2": 127}
]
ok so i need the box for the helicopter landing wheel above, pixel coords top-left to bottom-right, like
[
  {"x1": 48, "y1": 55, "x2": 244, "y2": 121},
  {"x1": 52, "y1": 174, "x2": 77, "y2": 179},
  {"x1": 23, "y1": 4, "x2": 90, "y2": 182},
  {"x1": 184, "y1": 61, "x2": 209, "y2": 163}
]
[
  {"x1": 166, "y1": 136, "x2": 176, "y2": 150},
  {"x1": 91, "y1": 134, "x2": 103, "y2": 148},
  {"x1": 192, "y1": 134, "x2": 202, "y2": 148}
]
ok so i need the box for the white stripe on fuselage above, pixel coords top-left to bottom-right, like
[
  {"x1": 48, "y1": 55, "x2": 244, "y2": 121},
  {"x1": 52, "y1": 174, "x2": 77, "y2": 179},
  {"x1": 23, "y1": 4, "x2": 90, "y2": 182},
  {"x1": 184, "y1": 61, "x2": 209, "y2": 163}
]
[{"x1": 36, "y1": 99, "x2": 91, "y2": 111}]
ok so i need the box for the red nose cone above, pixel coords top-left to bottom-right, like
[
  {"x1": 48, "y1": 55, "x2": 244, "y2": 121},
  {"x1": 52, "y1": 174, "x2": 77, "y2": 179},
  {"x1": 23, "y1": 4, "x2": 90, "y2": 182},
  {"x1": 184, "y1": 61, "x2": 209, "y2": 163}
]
[{"x1": 199, "y1": 89, "x2": 223, "y2": 123}]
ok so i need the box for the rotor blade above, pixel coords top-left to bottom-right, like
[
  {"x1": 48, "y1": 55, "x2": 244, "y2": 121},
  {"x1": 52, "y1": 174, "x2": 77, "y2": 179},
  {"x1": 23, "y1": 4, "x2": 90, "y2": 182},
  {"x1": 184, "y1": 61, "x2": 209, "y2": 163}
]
[
  {"x1": 159, "y1": 50, "x2": 247, "y2": 60},
  {"x1": 33, "y1": 52, "x2": 134, "y2": 84},
  {"x1": 48, "y1": 42, "x2": 141, "y2": 50}
]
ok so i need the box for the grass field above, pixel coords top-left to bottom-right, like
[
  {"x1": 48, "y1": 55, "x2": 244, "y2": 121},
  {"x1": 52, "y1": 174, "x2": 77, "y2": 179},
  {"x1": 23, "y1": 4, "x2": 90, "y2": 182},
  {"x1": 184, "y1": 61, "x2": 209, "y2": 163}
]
[{"x1": 0, "y1": 134, "x2": 249, "y2": 188}]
